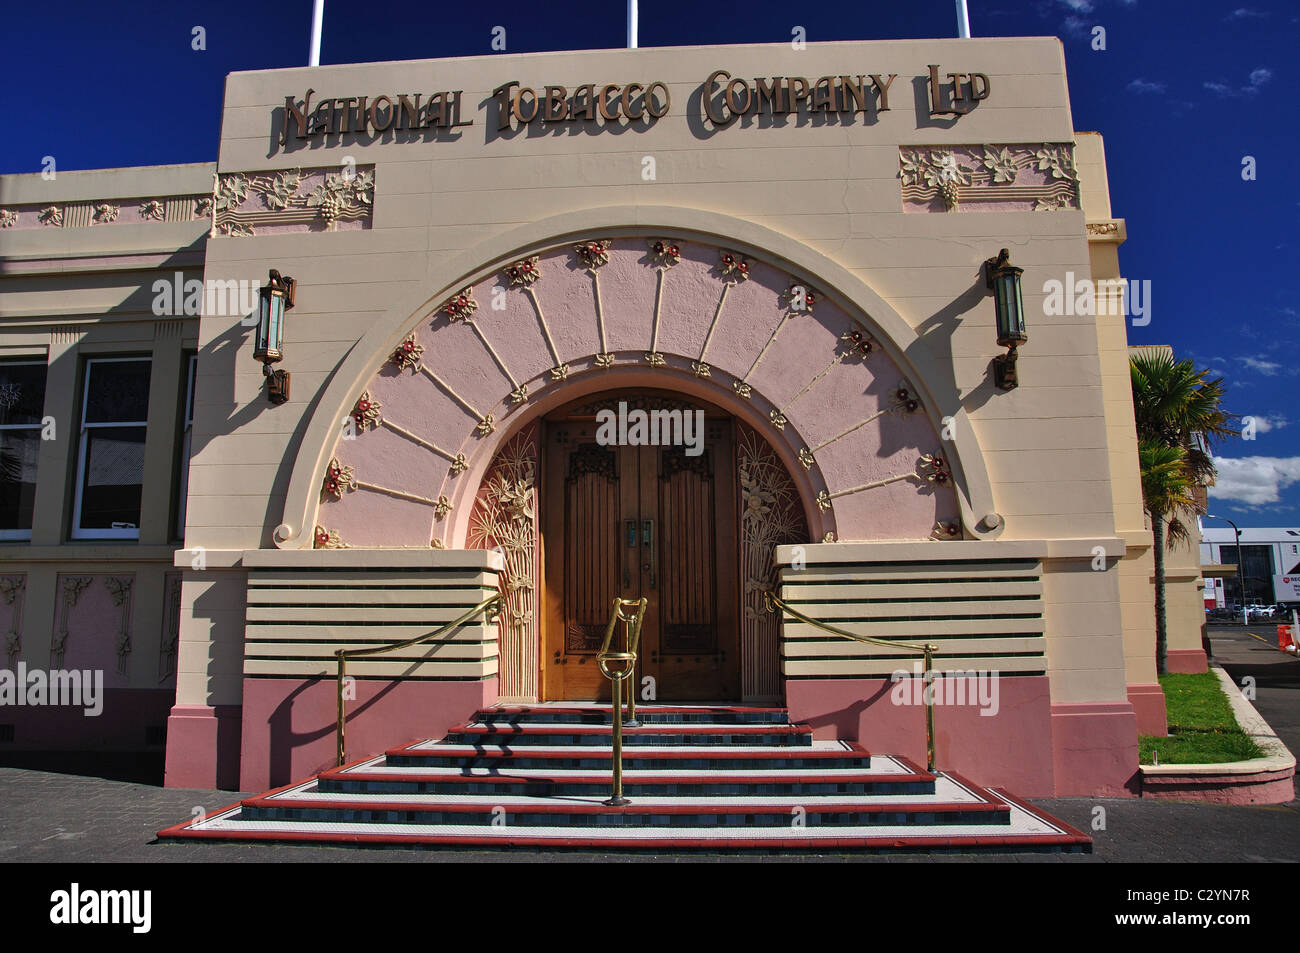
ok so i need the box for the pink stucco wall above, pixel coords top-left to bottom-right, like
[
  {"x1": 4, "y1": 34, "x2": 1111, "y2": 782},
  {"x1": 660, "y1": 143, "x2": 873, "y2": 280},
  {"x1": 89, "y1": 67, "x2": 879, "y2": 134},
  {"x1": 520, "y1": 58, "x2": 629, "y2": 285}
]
[{"x1": 237, "y1": 676, "x2": 497, "y2": 791}]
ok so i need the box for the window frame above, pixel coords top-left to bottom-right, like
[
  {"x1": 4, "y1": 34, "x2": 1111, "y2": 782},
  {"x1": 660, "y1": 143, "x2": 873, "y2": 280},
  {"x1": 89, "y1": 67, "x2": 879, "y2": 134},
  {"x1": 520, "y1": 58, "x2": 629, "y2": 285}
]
[
  {"x1": 71, "y1": 355, "x2": 152, "y2": 541},
  {"x1": 0, "y1": 358, "x2": 50, "y2": 541}
]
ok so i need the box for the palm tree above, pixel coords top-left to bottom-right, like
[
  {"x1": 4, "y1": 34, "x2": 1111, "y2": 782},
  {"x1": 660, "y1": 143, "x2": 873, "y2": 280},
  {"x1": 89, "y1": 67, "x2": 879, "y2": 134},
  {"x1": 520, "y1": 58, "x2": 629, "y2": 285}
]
[
  {"x1": 1130, "y1": 351, "x2": 1238, "y2": 673},
  {"x1": 1138, "y1": 441, "x2": 1201, "y2": 673}
]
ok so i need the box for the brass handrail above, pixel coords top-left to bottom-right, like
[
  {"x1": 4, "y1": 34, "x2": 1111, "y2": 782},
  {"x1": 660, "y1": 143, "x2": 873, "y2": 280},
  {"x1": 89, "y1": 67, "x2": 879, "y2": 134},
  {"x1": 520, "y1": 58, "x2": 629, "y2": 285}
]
[
  {"x1": 334, "y1": 593, "x2": 502, "y2": 767},
  {"x1": 596, "y1": 596, "x2": 648, "y2": 806},
  {"x1": 764, "y1": 590, "x2": 940, "y2": 772}
]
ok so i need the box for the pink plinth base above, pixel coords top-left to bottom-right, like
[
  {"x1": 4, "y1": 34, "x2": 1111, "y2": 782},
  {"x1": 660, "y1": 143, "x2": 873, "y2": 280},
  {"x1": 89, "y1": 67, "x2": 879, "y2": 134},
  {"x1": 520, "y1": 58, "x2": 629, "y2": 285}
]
[
  {"x1": 1141, "y1": 767, "x2": 1295, "y2": 805},
  {"x1": 164, "y1": 704, "x2": 243, "y2": 790},
  {"x1": 1166, "y1": 649, "x2": 1209, "y2": 674},
  {"x1": 1128, "y1": 683, "x2": 1168, "y2": 736},
  {"x1": 238, "y1": 677, "x2": 498, "y2": 792},
  {"x1": 0, "y1": 688, "x2": 172, "y2": 750},
  {"x1": 785, "y1": 675, "x2": 1056, "y2": 796},
  {"x1": 1050, "y1": 701, "x2": 1141, "y2": 796}
]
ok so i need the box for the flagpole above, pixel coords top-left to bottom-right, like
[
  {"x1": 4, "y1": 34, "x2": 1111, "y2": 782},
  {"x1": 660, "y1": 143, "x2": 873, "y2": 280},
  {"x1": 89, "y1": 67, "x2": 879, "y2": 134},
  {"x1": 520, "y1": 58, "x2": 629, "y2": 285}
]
[
  {"x1": 956, "y1": 0, "x2": 971, "y2": 37},
  {"x1": 309, "y1": 0, "x2": 325, "y2": 66},
  {"x1": 627, "y1": 0, "x2": 638, "y2": 49}
]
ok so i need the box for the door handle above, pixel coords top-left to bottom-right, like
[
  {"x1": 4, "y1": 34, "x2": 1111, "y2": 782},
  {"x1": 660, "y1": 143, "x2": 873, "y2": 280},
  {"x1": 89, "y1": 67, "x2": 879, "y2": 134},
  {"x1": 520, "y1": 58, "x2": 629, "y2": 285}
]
[
  {"x1": 625, "y1": 519, "x2": 636, "y2": 589},
  {"x1": 643, "y1": 519, "x2": 656, "y2": 589}
]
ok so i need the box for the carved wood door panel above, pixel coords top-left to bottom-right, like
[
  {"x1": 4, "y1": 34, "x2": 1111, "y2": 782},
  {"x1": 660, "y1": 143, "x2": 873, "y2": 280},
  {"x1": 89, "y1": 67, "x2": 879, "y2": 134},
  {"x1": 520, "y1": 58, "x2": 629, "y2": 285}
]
[{"x1": 541, "y1": 416, "x2": 738, "y2": 701}]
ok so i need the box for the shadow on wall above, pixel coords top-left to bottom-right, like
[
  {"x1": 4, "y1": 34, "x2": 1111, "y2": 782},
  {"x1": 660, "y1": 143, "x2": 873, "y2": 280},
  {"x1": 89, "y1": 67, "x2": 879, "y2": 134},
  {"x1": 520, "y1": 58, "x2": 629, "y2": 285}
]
[{"x1": 912, "y1": 267, "x2": 1001, "y2": 419}]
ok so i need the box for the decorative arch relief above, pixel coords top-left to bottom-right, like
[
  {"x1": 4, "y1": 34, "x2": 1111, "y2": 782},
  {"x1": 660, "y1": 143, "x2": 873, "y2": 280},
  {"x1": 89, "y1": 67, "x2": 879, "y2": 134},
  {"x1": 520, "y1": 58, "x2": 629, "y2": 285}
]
[{"x1": 314, "y1": 236, "x2": 961, "y2": 548}]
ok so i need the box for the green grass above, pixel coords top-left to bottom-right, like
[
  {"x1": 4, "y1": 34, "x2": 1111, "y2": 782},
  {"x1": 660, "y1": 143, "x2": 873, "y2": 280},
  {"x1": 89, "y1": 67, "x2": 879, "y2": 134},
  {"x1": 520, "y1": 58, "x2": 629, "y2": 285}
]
[{"x1": 1138, "y1": 672, "x2": 1265, "y2": 765}]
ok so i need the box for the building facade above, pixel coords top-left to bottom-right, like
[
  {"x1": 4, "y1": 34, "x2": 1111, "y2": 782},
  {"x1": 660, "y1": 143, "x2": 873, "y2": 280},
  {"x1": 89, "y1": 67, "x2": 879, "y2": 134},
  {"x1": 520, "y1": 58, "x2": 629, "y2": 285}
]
[
  {"x1": 1201, "y1": 526, "x2": 1300, "y2": 607},
  {"x1": 0, "y1": 37, "x2": 1207, "y2": 798}
]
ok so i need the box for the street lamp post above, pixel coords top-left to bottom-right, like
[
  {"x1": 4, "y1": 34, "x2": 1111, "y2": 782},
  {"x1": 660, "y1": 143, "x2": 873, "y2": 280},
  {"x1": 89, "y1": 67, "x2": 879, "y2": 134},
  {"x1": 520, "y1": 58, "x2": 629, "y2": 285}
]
[{"x1": 1205, "y1": 514, "x2": 1247, "y2": 625}]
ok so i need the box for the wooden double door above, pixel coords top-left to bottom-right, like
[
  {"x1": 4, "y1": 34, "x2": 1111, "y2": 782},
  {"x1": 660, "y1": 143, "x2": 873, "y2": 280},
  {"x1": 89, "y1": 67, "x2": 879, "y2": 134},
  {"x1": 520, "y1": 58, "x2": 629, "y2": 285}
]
[{"x1": 541, "y1": 403, "x2": 739, "y2": 700}]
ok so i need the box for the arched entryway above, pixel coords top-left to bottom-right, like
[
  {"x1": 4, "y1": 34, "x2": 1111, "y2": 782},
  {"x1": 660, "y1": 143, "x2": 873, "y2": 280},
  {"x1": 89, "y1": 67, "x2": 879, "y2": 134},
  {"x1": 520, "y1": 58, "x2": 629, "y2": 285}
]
[
  {"x1": 534, "y1": 389, "x2": 808, "y2": 703},
  {"x1": 302, "y1": 226, "x2": 971, "y2": 702}
]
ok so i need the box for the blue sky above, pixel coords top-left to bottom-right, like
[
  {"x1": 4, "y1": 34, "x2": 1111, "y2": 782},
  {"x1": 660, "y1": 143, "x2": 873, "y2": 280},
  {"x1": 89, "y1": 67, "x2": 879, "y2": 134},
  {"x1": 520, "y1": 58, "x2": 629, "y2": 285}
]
[{"x1": 3, "y1": 0, "x2": 1297, "y2": 524}]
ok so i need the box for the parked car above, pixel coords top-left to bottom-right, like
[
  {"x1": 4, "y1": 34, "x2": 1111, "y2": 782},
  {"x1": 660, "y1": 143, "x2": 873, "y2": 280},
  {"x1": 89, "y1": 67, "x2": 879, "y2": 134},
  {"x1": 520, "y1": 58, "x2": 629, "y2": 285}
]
[{"x1": 1246, "y1": 604, "x2": 1276, "y2": 619}]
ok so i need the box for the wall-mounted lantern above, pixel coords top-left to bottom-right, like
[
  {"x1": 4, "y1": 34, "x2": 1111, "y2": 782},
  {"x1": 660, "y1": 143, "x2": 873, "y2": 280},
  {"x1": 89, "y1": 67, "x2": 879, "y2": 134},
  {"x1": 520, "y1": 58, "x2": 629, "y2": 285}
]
[
  {"x1": 984, "y1": 248, "x2": 1026, "y2": 390},
  {"x1": 255, "y1": 269, "x2": 296, "y2": 404}
]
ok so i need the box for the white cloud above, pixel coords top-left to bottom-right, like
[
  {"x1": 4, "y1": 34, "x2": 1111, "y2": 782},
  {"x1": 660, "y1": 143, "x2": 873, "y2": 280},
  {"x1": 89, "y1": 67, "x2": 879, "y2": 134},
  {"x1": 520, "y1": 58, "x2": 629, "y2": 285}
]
[
  {"x1": 1239, "y1": 355, "x2": 1283, "y2": 376},
  {"x1": 1204, "y1": 68, "x2": 1273, "y2": 97},
  {"x1": 1211, "y1": 456, "x2": 1300, "y2": 505},
  {"x1": 1127, "y1": 78, "x2": 1166, "y2": 94},
  {"x1": 1225, "y1": 8, "x2": 1268, "y2": 20},
  {"x1": 1247, "y1": 415, "x2": 1288, "y2": 434}
]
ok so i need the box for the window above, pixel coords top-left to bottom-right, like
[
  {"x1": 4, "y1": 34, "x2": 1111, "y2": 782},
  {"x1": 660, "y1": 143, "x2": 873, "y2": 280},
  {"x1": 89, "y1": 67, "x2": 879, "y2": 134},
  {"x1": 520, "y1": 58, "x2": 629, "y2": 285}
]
[
  {"x1": 0, "y1": 360, "x2": 49, "y2": 540},
  {"x1": 72, "y1": 358, "x2": 152, "y2": 540},
  {"x1": 175, "y1": 354, "x2": 197, "y2": 538}
]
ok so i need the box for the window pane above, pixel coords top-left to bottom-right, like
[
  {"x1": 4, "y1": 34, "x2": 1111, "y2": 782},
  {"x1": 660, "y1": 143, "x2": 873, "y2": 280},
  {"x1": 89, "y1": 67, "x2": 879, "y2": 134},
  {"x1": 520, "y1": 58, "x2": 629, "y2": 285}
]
[
  {"x1": 0, "y1": 430, "x2": 41, "y2": 530},
  {"x1": 0, "y1": 363, "x2": 48, "y2": 427},
  {"x1": 85, "y1": 360, "x2": 152, "y2": 424},
  {"x1": 184, "y1": 355, "x2": 197, "y2": 426},
  {"x1": 79, "y1": 426, "x2": 146, "y2": 529}
]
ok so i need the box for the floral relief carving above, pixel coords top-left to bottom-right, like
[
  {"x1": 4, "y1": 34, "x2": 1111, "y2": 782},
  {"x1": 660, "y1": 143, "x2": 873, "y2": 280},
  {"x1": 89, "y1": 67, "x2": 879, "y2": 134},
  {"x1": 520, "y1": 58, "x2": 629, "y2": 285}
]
[
  {"x1": 305, "y1": 169, "x2": 374, "y2": 228},
  {"x1": 351, "y1": 391, "x2": 382, "y2": 431},
  {"x1": 0, "y1": 209, "x2": 17, "y2": 228},
  {"x1": 1, "y1": 575, "x2": 25, "y2": 665},
  {"x1": 648, "y1": 239, "x2": 682, "y2": 267},
  {"x1": 217, "y1": 221, "x2": 255, "y2": 237},
  {"x1": 322, "y1": 457, "x2": 357, "y2": 501},
  {"x1": 390, "y1": 332, "x2": 424, "y2": 370},
  {"x1": 313, "y1": 525, "x2": 348, "y2": 549},
  {"x1": 92, "y1": 203, "x2": 119, "y2": 224},
  {"x1": 51, "y1": 576, "x2": 92, "y2": 667},
  {"x1": 782, "y1": 281, "x2": 819, "y2": 314},
  {"x1": 255, "y1": 169, "x2": 304, "y2": 210},
  {"x1": 840, "y1": 329, "x2": 874, "y2": 360},
  {"x1": 212, "y1": 167, "x2": 374, "y2": 235},
  {"x1": 139, "y1": 200, "x2": 166, "y2": 221},
  {"x1": 215, "y1": 174, "x2": 249, "y2": 212},
  {"x1": 504, "y1": 256, "x2": 541, "y2": 287},
  {"x1": 738, "y1": 425, "x2": 809, "y2": 699},
  {"x1": 434, "y1": 495, "x2": 453, "y2": 521},
  {"x1": 443, "y1": 288, "x2": 477, "y2": 322},
  {"x1": 718, "y1": 251, "x2": 750, "y2": 281},
  {"x1": 104, "y1": 576, "x2": 134, "y2": 676},
  {"x1": 574, "y1": 239, "x2": 612, "y2": 269},
  {"x1": 194, "y1": 196, "x2": 214, "y2": 218},
  {"x1": 932, "y1": 520, "x2": 963, "y2": 540},
  {"x1": 38, "y1": 206, "x2": 63, "y2": 227},
  {"x1": 900, "y1": 143, "x2": 1079, "y2": 212},
  {"x1": 919, "y1": 452, "x2": 951, "y2": 485},
  {"x1": 468, "y1": 426, "x2": 539, "y2": 700}
]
